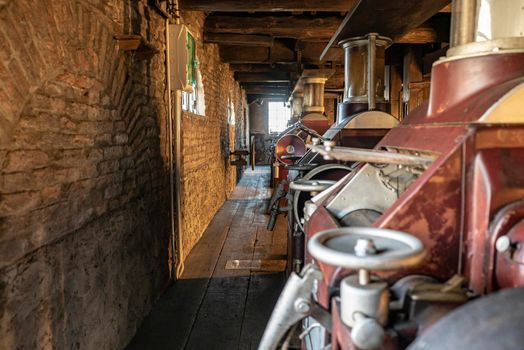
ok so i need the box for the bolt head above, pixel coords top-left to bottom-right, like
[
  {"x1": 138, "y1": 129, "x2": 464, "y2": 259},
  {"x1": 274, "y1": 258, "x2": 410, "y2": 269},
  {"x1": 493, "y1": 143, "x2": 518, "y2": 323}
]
[
  {"x1": 323, "y1": 140, "x2": 336, "y2": 147},
  {"x1": 496, "y1": 236, "x2": 511, "y2": 253},
  {"x1": 354, "y1": 238, "x2": 377, "y2": 257},
  {"x1": 294, "y1": 298, "x2": 311, "y2": 314}
]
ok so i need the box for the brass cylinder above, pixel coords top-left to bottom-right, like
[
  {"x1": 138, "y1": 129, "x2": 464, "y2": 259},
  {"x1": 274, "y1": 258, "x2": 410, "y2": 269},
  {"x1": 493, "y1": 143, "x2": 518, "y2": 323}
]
[
  {"x1": 303, "y1": 77, "x2": 327, "y2": 114},
  {"x1": 339, "y1": 34, "x2": 392, "y2": 109}
]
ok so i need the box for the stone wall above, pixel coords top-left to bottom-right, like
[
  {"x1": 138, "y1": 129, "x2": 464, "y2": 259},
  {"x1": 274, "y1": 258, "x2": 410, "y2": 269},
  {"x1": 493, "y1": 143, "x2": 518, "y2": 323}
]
[
  {"x1": 178, "y1": 11, "x2": 248, "y2": 261},
  {"x1": 0, "y1": 1, "x2": 245, "y2": 349},
  {"x1": 325, "y1": 97, "x2": 337, "y2": 124}
]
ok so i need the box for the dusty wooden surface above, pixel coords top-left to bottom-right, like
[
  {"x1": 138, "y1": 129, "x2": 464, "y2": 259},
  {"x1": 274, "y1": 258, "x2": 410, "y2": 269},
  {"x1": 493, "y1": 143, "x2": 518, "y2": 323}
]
[{"x1": 127, "y1": 166, "x2": 287, "y2": 350}]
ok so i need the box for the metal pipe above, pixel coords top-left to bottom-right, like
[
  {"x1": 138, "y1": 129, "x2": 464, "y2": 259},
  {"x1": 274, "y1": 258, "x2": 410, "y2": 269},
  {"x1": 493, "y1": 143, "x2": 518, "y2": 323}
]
[
  {"x1": 173, "y1": 0, "x2": 184, "y2": 278},
  {"x1": 367, "y1": 33, "x2": 377, "y2": 110},
  {"x1": 166, "y1": 0, "x2": 184, "y2": 281},
  {"x1": 166, "y1": 20, "x2": 177, "y2": 281},
  {"x1": 174, "y1": 91, "x2": 184, "y2": 278},
  {"x1": 450, "y1": 0, "x2": 477, "y2": 47}
]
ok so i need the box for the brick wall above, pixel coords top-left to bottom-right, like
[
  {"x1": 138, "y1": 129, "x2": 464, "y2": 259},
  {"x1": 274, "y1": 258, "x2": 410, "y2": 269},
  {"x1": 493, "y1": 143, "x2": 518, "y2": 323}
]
[
  {"x1": 0, "y1": 1, "x2": 246, "y2": 349},
  {"x1": 325, "y1": 97, "x2": 337, "y2": 124},
  {"x1": 178, "y1": 11, "x2": 248, "y2": 261},
  {"x1": 0, "y1": 1, "x2": 170, "y2": 348}
]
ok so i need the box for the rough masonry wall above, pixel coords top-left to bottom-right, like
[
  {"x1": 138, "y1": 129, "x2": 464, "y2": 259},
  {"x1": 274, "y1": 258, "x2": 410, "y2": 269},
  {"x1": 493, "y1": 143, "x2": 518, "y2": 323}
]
[
  {"x1": 0, "y1": 1, "x2": 172, "y2": 348},
  {"x1": 178, "y1": 11, "x2": 248, "y2": 260},
  {"x1": 325, "y1": 97, "x2": 336, "y2": 124}
]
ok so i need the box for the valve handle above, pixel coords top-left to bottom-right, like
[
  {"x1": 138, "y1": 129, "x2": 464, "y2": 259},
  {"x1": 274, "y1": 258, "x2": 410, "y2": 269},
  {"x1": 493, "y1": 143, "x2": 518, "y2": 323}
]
[{"x1": 308, "y1": 227, "x2": 426, "y2": 270}]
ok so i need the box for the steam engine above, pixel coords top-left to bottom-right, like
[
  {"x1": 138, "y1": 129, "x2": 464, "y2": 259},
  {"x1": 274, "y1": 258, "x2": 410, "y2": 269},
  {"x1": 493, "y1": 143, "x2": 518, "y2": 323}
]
[{"x1": 260, "y1": 1, "x2": 524, "y2": 349}]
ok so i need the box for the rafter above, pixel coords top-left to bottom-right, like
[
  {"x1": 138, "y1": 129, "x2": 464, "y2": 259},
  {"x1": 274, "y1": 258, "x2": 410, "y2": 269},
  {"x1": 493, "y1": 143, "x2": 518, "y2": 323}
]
[
  {"x1": 206, "y1": 14, "x2": 343, "y2": 41},
  {"x1": 180, "y1": 0, "x2": 358, "y2": 12},
  {"x1": 204, "y1": 33, "x2": 274, "y2": 47}
]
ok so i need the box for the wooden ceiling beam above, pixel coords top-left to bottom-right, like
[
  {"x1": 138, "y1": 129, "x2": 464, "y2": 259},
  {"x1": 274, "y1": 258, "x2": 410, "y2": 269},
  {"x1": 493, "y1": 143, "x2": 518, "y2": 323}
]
[
  {"x1": 396, "y1": 13, "x2": 450, "y2": 44},
  {"x1": 247, "y1": 94, "x2": 287, "y2": 103},
  {"x1": 240, "y1": 81, "x2": 290, "y2": 89},
  {"x1": 244, "y1": 86, "x2": 290, "y2": 95},
  {"x1": 321, "y1": 0, "x2": 450, "y2": 60},
  {"x1": 235, "y1": 72, "x2": 290, "y2": 83},
  {"x1": 220, "y1": 41, "x2": 343, "y2": 64},
  {"x1": 439, "y1": 3, "x2": 452, "y2": 12},
  {"x1": 230, "y1": 63, "x2": 300, "y2": 73},
  {"x1": 180, "y1": 0, "x2": 358, "y2": 12},
  {"x1": 395, "y1": 25, "x2": 447, "y2": 44},
  {"x1": 206, "y1": 15, "x2": 343, "y2": 41},
  {"x1": 204, "y1": 33, "x2": 274, "y2": 47}
]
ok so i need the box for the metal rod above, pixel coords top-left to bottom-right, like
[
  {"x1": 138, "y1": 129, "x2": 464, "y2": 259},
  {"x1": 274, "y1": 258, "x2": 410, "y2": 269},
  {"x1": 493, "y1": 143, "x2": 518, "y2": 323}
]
[
  {"x1": 367, "y1": 33, "x2": 377, "y2": 110},
  {"x1": 166, "y1": 0, "x2": 184, "y2": 280},
  {"x1": 173, "y1": 0, "x2": 184, "y2": 277},
  {"x1": 166, "y1": 21, "x2": 177, "y2": 281},
  {"x1": 359, "y1": 269, "x2": 370, "y2": 285}
]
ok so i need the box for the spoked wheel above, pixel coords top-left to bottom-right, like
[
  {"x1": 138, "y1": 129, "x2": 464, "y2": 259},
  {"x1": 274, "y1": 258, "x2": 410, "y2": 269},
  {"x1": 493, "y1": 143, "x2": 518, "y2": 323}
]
[{"x1": 293, "y1": 164, "x2": 352, "y2": 232}]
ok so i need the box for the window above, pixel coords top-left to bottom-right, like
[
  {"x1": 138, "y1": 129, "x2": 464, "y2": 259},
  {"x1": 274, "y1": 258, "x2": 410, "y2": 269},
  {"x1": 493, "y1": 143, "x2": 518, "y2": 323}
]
[
  {"x1": 268, "y1": 101, "x2": 291, "y2": 133},
  {"x1": 228, "y1": 98, "x2": 235, "y2": 125}
]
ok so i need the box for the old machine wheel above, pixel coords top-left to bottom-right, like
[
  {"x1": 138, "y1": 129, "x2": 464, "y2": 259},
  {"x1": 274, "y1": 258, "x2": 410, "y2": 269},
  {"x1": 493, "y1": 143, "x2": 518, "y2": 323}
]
[
  {"x1": 308, "y1": 227, "x2": 426, "y2": 350},
  {"x1": 285, "y1": 164, "x2": 352, "y2": 274},
  {"x1": 292, "y1": 164, "x2": 352, "y2": 232},
  {"x1": 258, "y1": 227, "x2": 426, "y2": 350},
  {"x1": 275, "y1": 134, "x2": 307, "y2": 165},
  {"x1": 408, "y1": 287, "x2": 524, "y2": 350},
  {"x1": 261, "y1": 0, "x2": 524, "y2": 349}
]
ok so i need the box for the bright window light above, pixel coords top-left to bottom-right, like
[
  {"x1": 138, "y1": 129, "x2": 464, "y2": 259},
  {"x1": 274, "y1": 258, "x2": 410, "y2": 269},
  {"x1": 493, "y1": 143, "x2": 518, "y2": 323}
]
[{"x1": 268, "y1": 102, "x2": 291, "y2": 133}]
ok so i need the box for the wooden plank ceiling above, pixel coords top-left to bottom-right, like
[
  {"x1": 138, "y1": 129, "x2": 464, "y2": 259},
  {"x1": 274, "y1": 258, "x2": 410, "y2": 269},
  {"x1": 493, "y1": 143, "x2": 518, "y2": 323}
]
[{"x1": 179, "y1": 0, "x2": 451, "y2": 100}]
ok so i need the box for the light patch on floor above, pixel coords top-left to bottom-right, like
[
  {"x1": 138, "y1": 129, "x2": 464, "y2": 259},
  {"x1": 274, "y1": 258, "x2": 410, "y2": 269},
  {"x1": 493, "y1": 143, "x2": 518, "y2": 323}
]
[{"x1": 225, "y1": 259, "x2": 287, "y2": 272}]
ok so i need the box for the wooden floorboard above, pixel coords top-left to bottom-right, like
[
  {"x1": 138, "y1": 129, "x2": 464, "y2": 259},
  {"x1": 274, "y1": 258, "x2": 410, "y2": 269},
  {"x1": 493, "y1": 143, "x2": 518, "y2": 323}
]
[{"x1": 126, "y1": 166, "x2": 287, "y2": 350}]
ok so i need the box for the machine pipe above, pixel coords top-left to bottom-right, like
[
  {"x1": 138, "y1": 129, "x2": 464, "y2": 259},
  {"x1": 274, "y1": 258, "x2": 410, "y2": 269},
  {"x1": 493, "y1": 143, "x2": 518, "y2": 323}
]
[{"x1": 450, "y1": 0, "x2": 477, "y2": 47}]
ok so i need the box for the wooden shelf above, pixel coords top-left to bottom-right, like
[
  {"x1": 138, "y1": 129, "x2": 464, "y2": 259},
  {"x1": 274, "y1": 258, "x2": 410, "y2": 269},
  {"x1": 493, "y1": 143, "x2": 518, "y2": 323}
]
[{"x1": 115, "y1": 34, "x2": 159, "y2": 61}]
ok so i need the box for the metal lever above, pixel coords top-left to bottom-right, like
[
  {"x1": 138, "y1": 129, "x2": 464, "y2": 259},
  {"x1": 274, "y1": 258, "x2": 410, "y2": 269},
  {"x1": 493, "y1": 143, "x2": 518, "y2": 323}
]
[
  {"x1": 308, "y1": 144, "x2": 434, "y2": 166},
  {"x1": 258, "y1": 264, "x2": 327, "y2": 350}
]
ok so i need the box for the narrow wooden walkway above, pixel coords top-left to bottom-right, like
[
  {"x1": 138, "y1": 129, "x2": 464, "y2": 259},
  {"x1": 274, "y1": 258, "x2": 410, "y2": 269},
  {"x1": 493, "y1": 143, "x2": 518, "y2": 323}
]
[{"x1": 127, "y1": 166, "x2": 287, "y2": 350}]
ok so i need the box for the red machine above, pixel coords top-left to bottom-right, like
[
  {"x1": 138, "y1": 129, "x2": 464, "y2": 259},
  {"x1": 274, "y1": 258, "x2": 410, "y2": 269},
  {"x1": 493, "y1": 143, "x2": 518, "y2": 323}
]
[
  {"x1": 260, "y1": 1, "x2": 524, "y2": 349},
  {"x1": 270, "y1": 71, "x2": 334, "y2": 188},
  {"x1": 268, "y1": 36, "x2": 399, "y2": 273}
]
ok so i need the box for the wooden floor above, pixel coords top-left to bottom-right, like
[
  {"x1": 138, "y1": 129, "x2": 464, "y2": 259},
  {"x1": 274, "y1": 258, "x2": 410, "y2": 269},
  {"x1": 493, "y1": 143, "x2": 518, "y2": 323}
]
[{"x1": 127, "y1": 166, "x2": 287, "y2": 350}]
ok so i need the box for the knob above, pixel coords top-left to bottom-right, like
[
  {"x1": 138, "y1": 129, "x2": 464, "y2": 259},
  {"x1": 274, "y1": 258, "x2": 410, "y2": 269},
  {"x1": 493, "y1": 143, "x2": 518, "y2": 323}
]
[{"x1": 351, "y1": 313, "x2": 386, "y2": 350}]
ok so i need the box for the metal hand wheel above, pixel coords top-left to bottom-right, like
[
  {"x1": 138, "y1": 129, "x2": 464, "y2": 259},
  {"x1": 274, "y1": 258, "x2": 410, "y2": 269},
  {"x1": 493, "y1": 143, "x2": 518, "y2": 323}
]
[
  {"x1": 307, "y1": 227, "x2": 426, "y2": 270},
  {"x1": 289, "y1": 179, "x2": 336, "y2": 193}
]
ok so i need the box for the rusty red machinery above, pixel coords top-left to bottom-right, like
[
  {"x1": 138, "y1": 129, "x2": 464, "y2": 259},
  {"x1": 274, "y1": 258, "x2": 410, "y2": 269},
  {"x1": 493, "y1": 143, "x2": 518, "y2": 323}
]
[
  {"x1": 269, "y1": 34, "x2": 399, "y2": 274},
  {"x1": 260, "y1": 0, "x2": 524, "y2": 349},
  {"x1": 269, "y1": 70, "x2": 333, "y2": 189}
]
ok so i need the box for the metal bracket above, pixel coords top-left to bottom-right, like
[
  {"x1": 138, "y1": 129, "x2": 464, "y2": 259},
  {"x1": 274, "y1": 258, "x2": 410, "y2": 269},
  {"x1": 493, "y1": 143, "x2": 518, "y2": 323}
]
[{"x1": 258, "y1": 264, "x2": 326, "y2": 350}]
